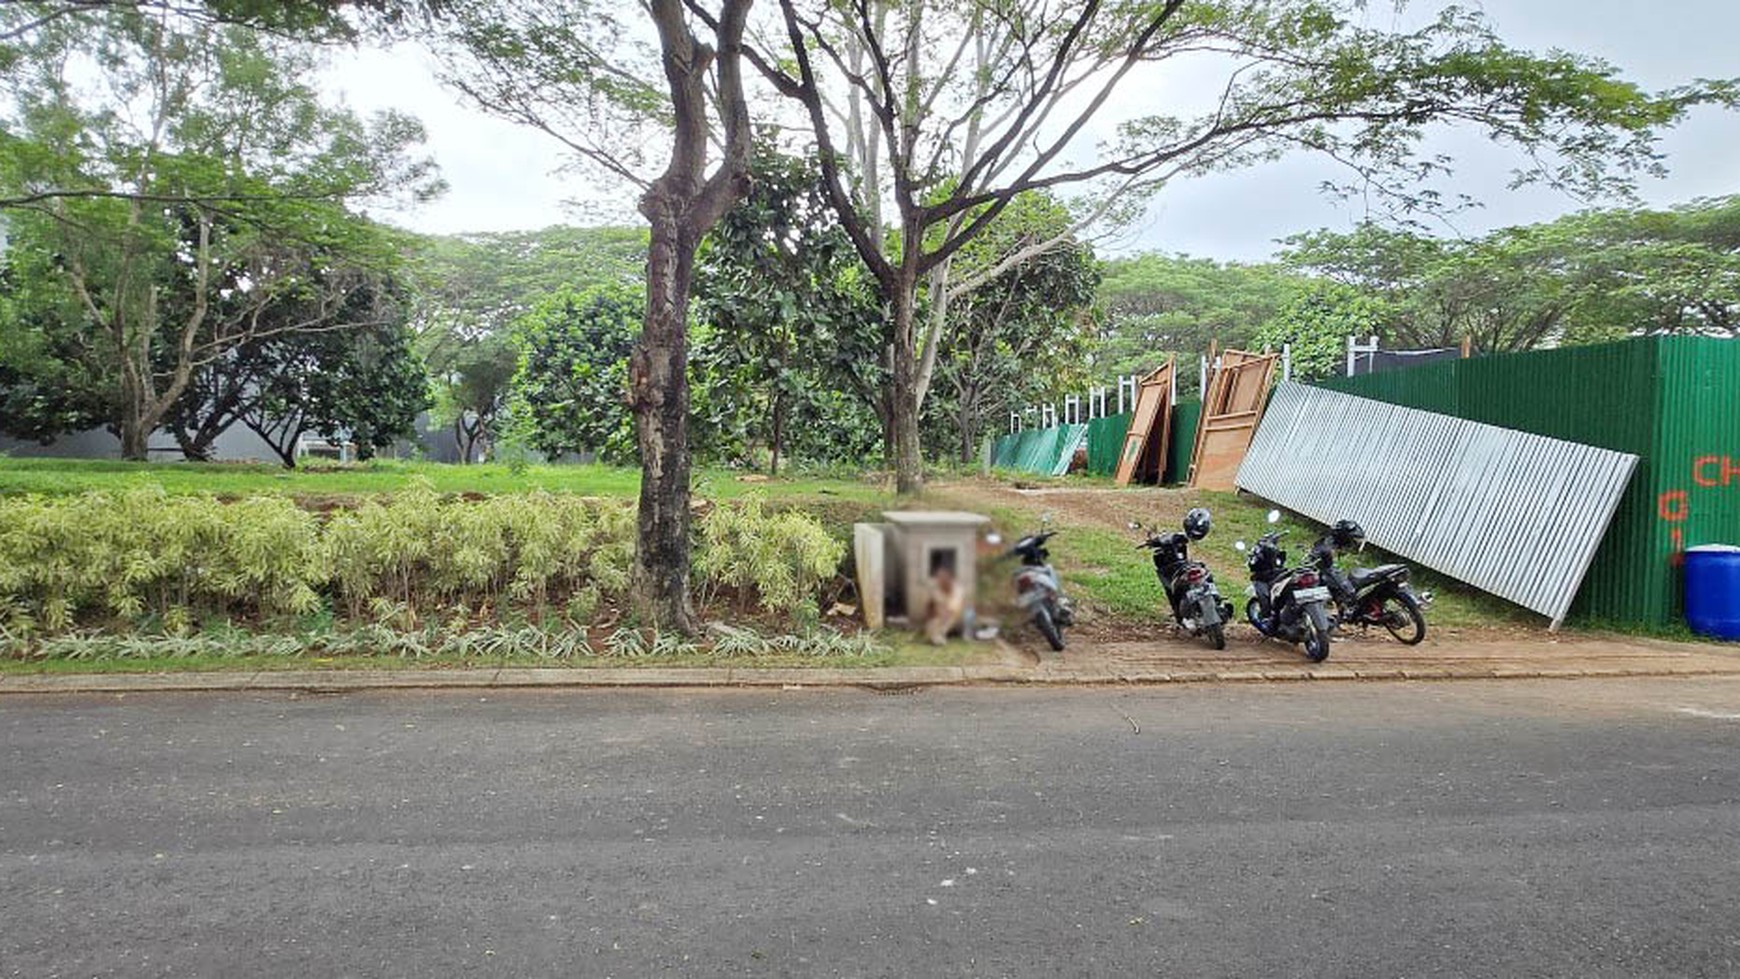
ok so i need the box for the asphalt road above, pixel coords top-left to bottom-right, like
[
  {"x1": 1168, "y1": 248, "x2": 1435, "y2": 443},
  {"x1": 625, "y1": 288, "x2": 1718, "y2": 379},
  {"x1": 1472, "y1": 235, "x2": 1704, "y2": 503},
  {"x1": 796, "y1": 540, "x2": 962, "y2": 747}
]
[{"x1": 4, "y1": 679, "x2": 1740, "y2": 979}]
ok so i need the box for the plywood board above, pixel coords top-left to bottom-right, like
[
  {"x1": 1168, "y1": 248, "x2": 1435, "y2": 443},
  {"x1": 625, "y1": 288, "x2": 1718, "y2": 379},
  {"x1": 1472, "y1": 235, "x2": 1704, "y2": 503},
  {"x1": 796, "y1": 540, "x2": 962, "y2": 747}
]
[
  {"x1": 1113, "y1": 359, "x2": 1175, "y2": 486},
  {"x1": 1188, "y1": 349, "x2": 1277, "y2": 491}
]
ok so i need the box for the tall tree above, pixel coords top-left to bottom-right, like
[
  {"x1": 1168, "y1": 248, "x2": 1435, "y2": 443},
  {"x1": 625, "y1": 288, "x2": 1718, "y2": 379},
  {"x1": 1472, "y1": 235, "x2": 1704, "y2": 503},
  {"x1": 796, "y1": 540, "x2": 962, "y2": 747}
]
[
  {"x1": 411, "y1": 225, "x2": 648, "y2": 462},
  {"x1": 0, "y1": 9, "x2": 439, "y2": 458},
  {"x1": 435, "y1": 0, "x2": 756, "y2": 633},
  {"x1": 691, "y1": 143, "x2": 884, "y2": 473},
  {"x1": 755, "y1": 0, "x2": 1735, "y2": 493},
  {"x1": 926, "y1": 191, "x2": 1099, "y2": 462},
  {"x1": 238, "y1": 318, "x2": 430, "y2": 467},
  {"x1": 1094, "y1": 253, "x2": 1305, "y2": 389},
  {"x1": 507, "y1": 283, "x2": 641, "y2": 465}
]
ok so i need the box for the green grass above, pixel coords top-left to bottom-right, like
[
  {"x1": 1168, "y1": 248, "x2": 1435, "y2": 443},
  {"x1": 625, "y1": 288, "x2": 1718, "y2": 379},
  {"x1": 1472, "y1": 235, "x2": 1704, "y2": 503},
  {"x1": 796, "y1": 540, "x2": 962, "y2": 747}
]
[
  {"x1": 0, "y1": 456, "x2": 893, "y2": 503},
  {"x1": 967, "y1": 487, "x2": 1539, "y2": 633}
]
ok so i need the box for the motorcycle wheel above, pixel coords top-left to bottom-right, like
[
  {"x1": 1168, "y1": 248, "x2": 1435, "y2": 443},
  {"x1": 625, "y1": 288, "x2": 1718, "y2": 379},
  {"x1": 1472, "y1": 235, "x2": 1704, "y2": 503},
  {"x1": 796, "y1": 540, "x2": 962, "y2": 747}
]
[
  {"x1": 1303, "y1": 604, "x2": 1332, "y2": 663},
  {"x1": 1245, "y1": 598, "x2": 1268, "y2": 634},
  {"x1": 1206, "y1": 622, "x2": 1226, "y2": 651},
  {"x1": 1383, "y1": 593, "x2": 1427, "y2": 645},
  {"x1": 1034, "y1": 606, "x2": 1066, "y2": 652}
]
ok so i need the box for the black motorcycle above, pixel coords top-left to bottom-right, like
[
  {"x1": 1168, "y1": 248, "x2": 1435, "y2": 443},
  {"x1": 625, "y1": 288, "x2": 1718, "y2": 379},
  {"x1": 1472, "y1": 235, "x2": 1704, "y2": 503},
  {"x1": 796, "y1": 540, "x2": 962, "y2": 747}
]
[
  {"x1": 1006, "y1": 522, "x2": 1073, "y2": 652},
  {"x1": 1132, "y1": 507, "x2": 1232, "y2": 650},
  {"x1": 1236, "y1": 510, "x2": 1335, "y2": 663},
  {"x1": 1308, "y1": 520, "x2": 1431, "y2": 645}
]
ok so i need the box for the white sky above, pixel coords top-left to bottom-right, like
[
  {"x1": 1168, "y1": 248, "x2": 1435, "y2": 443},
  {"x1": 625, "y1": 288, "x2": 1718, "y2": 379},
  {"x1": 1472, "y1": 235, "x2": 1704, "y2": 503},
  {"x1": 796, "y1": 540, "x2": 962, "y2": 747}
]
[{"x1": 324, "y1": 0, "x2": 1740, "y2": 262}]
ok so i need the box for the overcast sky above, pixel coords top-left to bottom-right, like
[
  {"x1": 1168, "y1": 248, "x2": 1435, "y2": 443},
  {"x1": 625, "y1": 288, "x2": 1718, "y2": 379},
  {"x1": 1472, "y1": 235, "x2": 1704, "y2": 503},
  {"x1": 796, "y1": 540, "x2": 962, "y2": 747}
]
[{"x1": 325, "y1": 0, "x2": 1740, "y2": 262}]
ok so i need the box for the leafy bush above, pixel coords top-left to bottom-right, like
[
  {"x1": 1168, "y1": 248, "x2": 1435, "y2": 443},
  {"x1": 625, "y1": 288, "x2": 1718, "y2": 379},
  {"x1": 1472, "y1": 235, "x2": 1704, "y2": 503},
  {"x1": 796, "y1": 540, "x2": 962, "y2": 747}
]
[
  {"x1": 0, "y1": 482, "x2": 847, "y2": 637},
  {"x1": 696, "y1": 497, "x2": 847, "y2": 615},
  {"x1": 0, "y1": 486, "x2": 324, "y2": 634}
]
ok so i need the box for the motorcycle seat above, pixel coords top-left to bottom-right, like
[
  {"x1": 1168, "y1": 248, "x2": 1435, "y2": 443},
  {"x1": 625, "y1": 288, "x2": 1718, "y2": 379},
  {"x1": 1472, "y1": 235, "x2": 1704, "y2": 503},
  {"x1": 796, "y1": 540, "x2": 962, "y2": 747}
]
[{"x1": 1349, "y1": 564, "x2": 1408, "y2": 588}]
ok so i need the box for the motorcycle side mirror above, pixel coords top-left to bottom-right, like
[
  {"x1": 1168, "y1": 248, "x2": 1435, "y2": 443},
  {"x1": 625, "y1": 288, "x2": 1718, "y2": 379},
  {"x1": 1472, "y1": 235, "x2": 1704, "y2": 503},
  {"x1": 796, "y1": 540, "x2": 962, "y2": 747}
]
[
  {"x1": 1234, "y1": 541, "x2": 1247, "y2": 552},
  {"x1": 985, "y1": 532, "x2": 1003, "y2": 546},
  {"x1": 1126, "y1": 521, "x2": 1141, "y2": 531},
  {"x1": 1041, "y1": 512, "x2": 1054, "y2": 527},
  {"x1": 1266, "y1": 510, "x2": 1281, "y2": 525}
]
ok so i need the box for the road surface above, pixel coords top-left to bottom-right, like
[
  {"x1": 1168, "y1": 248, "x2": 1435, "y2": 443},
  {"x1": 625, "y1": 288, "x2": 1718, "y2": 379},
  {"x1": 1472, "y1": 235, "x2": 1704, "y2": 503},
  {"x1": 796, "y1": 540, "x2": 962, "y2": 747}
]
[{"x1": 4, "y1": 679, "x2": 1740, "y2": 977}]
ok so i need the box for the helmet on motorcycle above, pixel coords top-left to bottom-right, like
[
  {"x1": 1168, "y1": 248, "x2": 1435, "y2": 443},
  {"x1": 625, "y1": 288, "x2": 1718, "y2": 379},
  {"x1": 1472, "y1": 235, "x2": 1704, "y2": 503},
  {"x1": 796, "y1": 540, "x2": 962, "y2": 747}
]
[
  {"x1": 1182, "y1": 507, "x2": 1212, "y2": 541},
  {"x1": 1330, "y1": 519, "x2": 1365, "y2": 549}
]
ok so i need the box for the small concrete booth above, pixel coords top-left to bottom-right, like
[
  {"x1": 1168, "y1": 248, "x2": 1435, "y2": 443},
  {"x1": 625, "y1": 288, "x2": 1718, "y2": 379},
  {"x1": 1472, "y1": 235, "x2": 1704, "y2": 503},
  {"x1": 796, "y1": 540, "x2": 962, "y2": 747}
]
[{"x1": 854, "y1": 511, "x2": 990, "y2": 630}]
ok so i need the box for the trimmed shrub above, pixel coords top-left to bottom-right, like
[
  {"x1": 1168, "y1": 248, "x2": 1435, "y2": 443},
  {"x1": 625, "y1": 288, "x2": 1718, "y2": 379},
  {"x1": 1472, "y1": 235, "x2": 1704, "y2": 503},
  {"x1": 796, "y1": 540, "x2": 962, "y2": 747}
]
[{"x1": 0, "y1": 482, "x2": 845, "y2": 638}]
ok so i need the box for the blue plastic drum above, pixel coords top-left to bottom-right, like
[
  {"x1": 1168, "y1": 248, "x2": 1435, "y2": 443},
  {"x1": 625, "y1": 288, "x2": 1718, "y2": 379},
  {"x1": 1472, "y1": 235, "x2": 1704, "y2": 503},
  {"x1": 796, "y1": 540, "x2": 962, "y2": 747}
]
[{"x1": 1685, "y1": 545, "x2": 1740, "y2": 641}]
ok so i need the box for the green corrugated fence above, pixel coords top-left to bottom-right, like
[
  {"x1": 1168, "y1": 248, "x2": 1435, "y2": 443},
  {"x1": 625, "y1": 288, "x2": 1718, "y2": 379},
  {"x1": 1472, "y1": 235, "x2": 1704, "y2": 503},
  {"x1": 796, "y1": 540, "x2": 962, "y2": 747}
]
[
  {"x1": 1165, "y1": 399, "x2": 1202, "y2": 485},
  {"x1": 1085, "y1": 413, "x2": 1132, "y2": 475},
  {"x1": 993, "y1": 404, "x2": 1201, "y2": 483},
  {"x1": 1318, "y1": 336, "x2": 1740, "y2": 626}
]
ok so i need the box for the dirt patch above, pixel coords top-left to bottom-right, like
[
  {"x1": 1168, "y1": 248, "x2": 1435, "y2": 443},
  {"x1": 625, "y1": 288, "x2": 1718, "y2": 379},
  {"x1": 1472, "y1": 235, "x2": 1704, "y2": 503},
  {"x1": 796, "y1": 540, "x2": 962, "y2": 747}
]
[{"x1": 927, "y1": 478, "x2": 1194, "y2": 530}]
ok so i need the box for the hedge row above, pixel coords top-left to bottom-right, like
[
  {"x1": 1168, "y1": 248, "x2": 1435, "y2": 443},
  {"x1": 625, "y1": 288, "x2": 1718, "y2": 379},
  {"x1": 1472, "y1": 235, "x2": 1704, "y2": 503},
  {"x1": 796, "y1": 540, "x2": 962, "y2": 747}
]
[{"x1": 0, "y1": 484, "x2": 844, "y2": 636}]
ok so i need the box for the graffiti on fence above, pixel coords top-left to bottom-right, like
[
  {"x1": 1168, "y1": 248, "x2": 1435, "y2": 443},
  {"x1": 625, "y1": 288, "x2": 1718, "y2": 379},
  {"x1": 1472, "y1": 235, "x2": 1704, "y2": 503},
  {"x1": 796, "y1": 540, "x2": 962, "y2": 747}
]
[{"x1": 1660, "y1": 454, "x2": 1739, "y2": 564}]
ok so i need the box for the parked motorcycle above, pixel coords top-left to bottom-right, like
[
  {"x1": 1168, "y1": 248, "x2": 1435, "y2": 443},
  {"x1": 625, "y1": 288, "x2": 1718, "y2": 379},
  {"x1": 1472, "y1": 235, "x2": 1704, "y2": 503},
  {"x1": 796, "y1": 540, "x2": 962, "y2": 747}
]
[
  {"x1": 1236, "y1": 510, "x2": 1335, "y2": 662},
  {"x1": 1007, "y1": 518, "x2": 1074, "y2": 652},
  {"x1": 1308, "y1": 520, "x2": 1432, "y2": 645},
  {"x1": 1132, "y1": 507, "x2": 1233, "y2": 650}
]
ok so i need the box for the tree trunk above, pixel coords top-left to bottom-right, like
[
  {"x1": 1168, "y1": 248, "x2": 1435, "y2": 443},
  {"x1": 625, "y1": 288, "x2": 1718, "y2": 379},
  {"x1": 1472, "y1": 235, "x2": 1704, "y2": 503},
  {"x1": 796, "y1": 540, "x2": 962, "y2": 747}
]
[
  {"x1": 888, "y1": 277, "x2": 924, "y2": 495},
  {"x1": 630, "y1": 0, "x2": 754, "y2": 635},
  {"x1": 118, "y1": 367, "x2": 152, "y2": 461},
  {"x1": 769, "y1": 389, "x2": 784, "y2": 476},
  {"x1": 630, "y1": 191, "x2": 703, "y2": 635},
  {"x1": 959, "y1": 392, "x2": 975, "y2": 465}
]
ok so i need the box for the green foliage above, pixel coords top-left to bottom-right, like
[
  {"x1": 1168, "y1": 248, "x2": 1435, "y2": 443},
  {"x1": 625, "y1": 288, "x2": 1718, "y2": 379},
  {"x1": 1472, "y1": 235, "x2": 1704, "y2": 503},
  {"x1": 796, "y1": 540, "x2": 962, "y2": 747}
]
[
  {"x1": 1094, "y1": 254, "x2": 1307, "y2": 391},
  {"x1": 0, "y1": 482, "x2": 850, "y2": 636},
  {"x1": 321, "y1": 483, "x2": 636, "y2": 617},
  {"x1": 0, "y1": 486, "x2": 325, "y2": 635},
  {"x1": 1, "y1": 622, "x2": 890, "y2": 664},
  {"x1": 1280, "y1": 197, "x2": 1740, "y2": 353},
  {"x1": 0, "y1": 9, "x2": 442, "y2": 455},
  {"x1": 925, "y1": 191, "x2": 1101, "y2": 460},
  {"x1": 413, "y1": 226, "x2": 650, "y2": 462},
  {"x1": 696, "y1": 498, "x2": 848, "y2": 615},
  {"x1": 691, "y1": 144, "x2": 885, "y2": 469},
  {"x1": 508, "y1": 283, "x2": 642, "y2": 464},
  {"x1": 1253, "y1": 282, "x2": 1392, "y2": 381}
]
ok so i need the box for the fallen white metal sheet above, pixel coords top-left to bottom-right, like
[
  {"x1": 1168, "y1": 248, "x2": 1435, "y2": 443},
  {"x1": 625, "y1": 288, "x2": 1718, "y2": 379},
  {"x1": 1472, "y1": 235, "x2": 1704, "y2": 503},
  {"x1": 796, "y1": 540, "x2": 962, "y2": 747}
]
[{"x1": 1236, "y1": 382, "x2": 1638, "y2": 629}]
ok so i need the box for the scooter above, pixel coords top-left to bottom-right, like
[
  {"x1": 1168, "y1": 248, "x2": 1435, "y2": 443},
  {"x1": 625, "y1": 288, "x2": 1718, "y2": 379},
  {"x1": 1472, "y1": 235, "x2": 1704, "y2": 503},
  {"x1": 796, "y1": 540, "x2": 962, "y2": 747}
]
[
  {"x1": 1307, "y1": 523, "x2": 1432, "y2": 645},
  {"x1": 1006, "y1": 518, "x2": 1073, "y2": 652},
  {"x1": 1132, "y1": 512, "x2": 1233, "y2": 650},
  {"x1": 1236, "y1": 510, "x2": 1335, "y2": 663}
]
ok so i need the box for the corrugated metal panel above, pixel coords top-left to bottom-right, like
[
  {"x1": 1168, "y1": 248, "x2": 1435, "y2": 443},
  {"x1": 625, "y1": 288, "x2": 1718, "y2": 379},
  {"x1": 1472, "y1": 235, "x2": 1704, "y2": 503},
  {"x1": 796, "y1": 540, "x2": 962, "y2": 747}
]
[
  {"x1": 1164, "y1": 400, "x2": 1201, "y2": 485},
  {"x1": 1050, "y1": 424, "x2": 1090, "y2": 477},
  {"x1": 1238, "y1": 383, "x2": 1639, "y2": 628},
  {"x1": 991, "y1": 423, "x2": 1089, "y2": 477},
  {"x1": 1653, "y1": 337, "x2": 1740, "y2": 620},
  {"x1": 1320, "y1": 360, "x2": 1460, "y2": 415},
  {"x1": 1085, "y1": 413, "x2": 1132, "y2": 476}
]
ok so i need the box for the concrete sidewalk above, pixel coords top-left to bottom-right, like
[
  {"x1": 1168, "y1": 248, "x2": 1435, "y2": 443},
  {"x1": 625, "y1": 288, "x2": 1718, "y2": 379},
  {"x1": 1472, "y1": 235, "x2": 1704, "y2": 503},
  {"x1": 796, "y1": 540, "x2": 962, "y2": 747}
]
[{"x1": 2, "y1": 632, "x2": 1737, "y2": 694}]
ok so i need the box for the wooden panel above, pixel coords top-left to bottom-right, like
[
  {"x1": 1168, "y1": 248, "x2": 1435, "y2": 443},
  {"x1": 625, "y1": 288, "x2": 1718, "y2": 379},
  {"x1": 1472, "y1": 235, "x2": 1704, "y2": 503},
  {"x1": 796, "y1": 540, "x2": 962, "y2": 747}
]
[
  {"x1": 1188, "y1": 349, "x2": 1277, "y2": 491},
  {"x1": 1114, "y1": 359, "x2": 1174, "y2": 486}
]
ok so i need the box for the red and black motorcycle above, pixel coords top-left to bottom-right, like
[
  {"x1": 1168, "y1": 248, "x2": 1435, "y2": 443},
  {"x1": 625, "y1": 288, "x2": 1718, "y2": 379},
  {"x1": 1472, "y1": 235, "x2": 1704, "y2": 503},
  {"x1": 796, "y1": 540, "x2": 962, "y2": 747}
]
[{"x1": 1309, "y1": 520, "x2": 1431, "y2": 645}]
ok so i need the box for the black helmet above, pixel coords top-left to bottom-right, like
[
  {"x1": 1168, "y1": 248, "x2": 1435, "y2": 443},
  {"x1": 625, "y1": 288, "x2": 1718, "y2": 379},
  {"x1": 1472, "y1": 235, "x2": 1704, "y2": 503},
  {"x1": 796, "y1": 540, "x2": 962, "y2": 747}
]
[
  {"x1": 1330, "y1": 519, "x2": 1365, "y2": 549},
  {"x1": 1183, "y1": 507, "x2": 1212, "y2": 541}
]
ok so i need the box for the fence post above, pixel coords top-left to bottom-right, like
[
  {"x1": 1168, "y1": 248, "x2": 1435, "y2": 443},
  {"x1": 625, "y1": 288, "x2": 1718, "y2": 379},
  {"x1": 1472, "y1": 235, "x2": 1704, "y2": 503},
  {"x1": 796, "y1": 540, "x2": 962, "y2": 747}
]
[
  {"x1": 1063, "y1": 394, "x2": 1082, "y2": 425},
  {"x1": 1282, "y1": 343, "x2": 1292, "y2": 382},
  {"x1": 1346, "y1": 335, "x2": 1379, "y2": 376}
]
